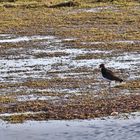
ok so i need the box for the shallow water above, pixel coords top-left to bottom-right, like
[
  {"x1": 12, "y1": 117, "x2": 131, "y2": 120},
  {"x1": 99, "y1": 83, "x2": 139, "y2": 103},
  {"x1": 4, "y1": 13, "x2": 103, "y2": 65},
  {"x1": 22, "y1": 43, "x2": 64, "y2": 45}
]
[
  {"x1": 0, "y1": 34, "x2": 140, "y2": 95},
  {"x1": 16, "y1": 94, "x2": 60, "y2": 102},
  {"x1": 0, "y1": 111, "x2": 45, "y2": 117},
  {"x1": 81, "y1": 40, "x2": 140, "y2": 45},
  {"x1": 0, "y1": 112, "x2": 140, "y2": 140},
  {"x1": 69, "y1": 6, "x2": 119, "y2": 14},
  {"x1": 0, "y1": 35, "x2": 55, "y2": 43}
]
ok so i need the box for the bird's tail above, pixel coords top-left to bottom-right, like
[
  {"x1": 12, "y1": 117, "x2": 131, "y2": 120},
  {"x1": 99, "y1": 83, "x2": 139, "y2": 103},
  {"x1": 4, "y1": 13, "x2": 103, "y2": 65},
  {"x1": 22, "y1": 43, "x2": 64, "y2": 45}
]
[
  {"x1": 119, "y1": 79, "x2": 123, "y2": 83},
  {"x1": 114, "y1": 76, "x2": 123, "y2": 83}
]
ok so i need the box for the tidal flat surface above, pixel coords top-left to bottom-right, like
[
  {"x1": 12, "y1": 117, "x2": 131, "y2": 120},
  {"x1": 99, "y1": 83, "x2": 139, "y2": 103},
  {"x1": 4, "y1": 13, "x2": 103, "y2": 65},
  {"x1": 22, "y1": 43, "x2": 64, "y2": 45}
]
[
  {"x1": 0, "y1": 34, "x2": 139, "y2": 95},
  {"x1": 0, "y1": 1, "x2": 140, "y2": 131}
]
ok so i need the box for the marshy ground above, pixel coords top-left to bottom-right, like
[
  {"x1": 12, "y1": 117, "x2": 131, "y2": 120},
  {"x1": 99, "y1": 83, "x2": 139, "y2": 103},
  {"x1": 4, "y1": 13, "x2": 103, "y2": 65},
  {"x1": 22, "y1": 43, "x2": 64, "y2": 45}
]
[{"x1": 0, "y1": 0, "x2": 140, "y2": 124}]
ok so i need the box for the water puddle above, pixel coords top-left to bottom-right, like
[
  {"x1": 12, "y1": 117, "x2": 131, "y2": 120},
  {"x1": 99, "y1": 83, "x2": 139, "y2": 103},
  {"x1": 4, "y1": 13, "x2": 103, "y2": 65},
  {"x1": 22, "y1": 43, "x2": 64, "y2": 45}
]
[
  {"x1": 46, "y1": 88, "x2": 81, "y2": 94},
  {"x1": 0, "y1": 111, "x2": 45, "y2": 117},
  {"x1": 0, "y1": 112, "x2": 140, "y2": 140},
  {"x1": 81, "y1": 40, "x2": 140, "y2": 45},
  {"x1": 113, "y1": 40, "x2": 140, "y2": 44},
  {"x1": 0, "y1": 35, "x2": 55, "y2": 43},
  {"x1": 69, "y1": 6, "x2": 119, "y2": 14},
  {"x1": 106, "y1": 53, "x2": 140, "y2": 69},
  {"x1": 16, "y1": 94, "x2": 60, "y2": 102}
]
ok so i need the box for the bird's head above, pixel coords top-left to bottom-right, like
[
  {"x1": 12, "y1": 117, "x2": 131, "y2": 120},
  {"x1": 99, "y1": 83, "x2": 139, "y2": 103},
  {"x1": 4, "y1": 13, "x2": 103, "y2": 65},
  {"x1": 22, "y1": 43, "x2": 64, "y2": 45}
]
[{"x1": 99, "y1": 64, "x2": 105, "y2": 68}]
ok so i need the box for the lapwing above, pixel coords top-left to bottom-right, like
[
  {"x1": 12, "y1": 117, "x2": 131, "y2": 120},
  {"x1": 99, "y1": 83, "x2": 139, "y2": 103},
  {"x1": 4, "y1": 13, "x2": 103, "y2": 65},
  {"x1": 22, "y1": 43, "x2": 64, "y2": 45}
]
[{"x1": 99, "y1": 64, "x2": 123, "y2": 86}]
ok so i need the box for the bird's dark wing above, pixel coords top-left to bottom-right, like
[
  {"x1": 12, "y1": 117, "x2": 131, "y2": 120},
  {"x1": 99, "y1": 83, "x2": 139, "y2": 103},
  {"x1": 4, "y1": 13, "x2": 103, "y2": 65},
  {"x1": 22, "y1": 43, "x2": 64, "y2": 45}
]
[
  {"x1": 105, "y1": 68, "x2": 114, "y2": 76},
  {"x1": 105, "y1": 68, "x2": 123, "y2": 82}
]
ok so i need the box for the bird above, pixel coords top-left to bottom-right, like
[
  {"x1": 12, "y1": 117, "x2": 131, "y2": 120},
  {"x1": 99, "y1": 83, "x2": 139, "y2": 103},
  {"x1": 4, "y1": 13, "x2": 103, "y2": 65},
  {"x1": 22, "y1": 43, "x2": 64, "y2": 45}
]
[{"x1": 99, "y1": 64, "x2": 123, "y2": 85}]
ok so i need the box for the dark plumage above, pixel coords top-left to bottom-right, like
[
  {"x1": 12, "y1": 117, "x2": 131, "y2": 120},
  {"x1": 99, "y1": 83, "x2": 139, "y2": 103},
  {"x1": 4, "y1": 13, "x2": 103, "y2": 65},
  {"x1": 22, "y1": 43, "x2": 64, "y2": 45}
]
[{"x1": 99, "y1": 64, "x2": 123, "y2": 83}]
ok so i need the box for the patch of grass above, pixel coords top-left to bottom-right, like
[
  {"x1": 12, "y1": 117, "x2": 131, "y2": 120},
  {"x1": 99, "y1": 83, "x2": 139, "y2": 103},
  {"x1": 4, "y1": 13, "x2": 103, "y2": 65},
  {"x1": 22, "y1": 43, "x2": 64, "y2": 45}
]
[
  {"x1": 1, "y1": 115, "x2": 26, "y2": 123},
  {"x1": 116, "y1": 80, "x2": 140, "y2": 90},
  {"x1": 1, "y1": 94, "x2": 140, "y2": 123},
  {"x1": 75, "y1": 53, "x2": 111, "y2": 60},
  {"x1": 21, "y1": 80, "x2": 48, "y2": 88},
  {"x1": 0, "y1": 1, "x2": 139, "y2": 48},
  {"x1": 34, "y1": 51, "x2": 69, "y2": 58},
  {"x1": 0, "y1": 96, "x2": 15, "y2": 103},
  {"x1": 0, "y1": 83, "x2": 22, "y2": 89}
]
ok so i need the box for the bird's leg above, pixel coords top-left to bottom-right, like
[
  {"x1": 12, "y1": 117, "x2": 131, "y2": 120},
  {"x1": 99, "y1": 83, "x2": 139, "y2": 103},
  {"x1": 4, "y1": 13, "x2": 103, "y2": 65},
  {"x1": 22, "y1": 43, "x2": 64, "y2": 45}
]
[
  {"x1": 109, "y1": 81, "x2": 111, "y2": 87},
  {"x1": 108, "y1": 81, "x2": 111, "y2": 92}
]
